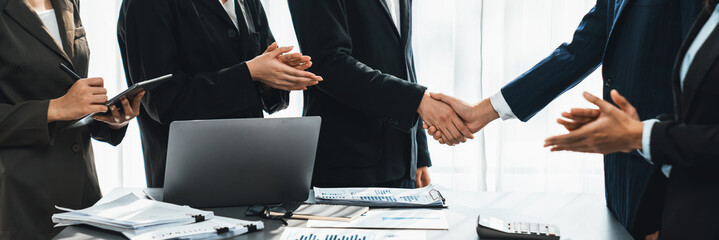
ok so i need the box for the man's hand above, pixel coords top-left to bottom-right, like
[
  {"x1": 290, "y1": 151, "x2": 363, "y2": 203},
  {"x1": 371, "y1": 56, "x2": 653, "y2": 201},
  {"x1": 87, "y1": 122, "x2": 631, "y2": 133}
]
[
  {"x1": 48, "y1": 78, "x2": 109, "y2": 122},
  {"x1": 415, "y1": 166, "x2": 431, "y2": 188},
  {"x1": 423, "y1": 93, "x2": 499, "y2": 145},
  {"x1": 417, "y1": 91, "x2": 474, "y2": 145},
  {"x1": 645, "y1": 231, "x2": 659, "y2": 240},
  {"x1": 247, "y1": 43, "x2": 323, "y2": 91},
  {"x1": 544, "y1": 90, "x2": 644, "y2": 154}
]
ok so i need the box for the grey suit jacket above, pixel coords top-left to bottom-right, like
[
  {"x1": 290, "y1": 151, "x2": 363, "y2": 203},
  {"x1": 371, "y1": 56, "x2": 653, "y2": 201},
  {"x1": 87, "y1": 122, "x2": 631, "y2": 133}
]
[{"x1": 0, "y1": 0, "x2": 126, "y2": 238}]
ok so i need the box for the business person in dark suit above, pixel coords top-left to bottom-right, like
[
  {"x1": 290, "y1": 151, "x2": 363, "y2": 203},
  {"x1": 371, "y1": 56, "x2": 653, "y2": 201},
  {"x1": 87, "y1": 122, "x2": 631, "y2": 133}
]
[
  {"x1": 546, "y1": 2, "x2": 719, "y2": 238},
  {"x1": 118, "y1": 0, "x2": 322, "y2": 187},
  {"x1": 287, "y1": 0, "x2": 474, "y2": 188},
  {"x1": 0, "y1": 0, "x2": 142, "y2": 238},
  {"x1": 424, "y1": 0, "x2": 703, "y2": 237}
]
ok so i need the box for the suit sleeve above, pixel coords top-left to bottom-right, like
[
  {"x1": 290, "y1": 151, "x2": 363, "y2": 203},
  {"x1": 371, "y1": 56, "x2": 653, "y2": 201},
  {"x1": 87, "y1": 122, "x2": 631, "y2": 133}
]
[
  {"x1": 0, "y1": 100, "x2": 59, "y2": 147},
  {"x1": 649, "y1": 120, "x2": 719, "y2": 167},
  {"x1": 416, "y1": 120, "x2": 432, "y2": 167},
  {"x1": 122, "y1": 1, "x2": 262, "y2": 124},
  {"x1": 287, "y1": 0, "x2": 427, "y2": 132},
  {"x1": 501, "y1": 0, "x2": 608, "y2": 121},
  {"x1": 254, "y1": 0, "x2": 289, "y2": 114}
]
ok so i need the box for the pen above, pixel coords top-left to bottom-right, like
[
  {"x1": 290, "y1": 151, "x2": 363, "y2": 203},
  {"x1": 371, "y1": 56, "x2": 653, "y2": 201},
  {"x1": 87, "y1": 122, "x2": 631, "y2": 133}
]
[{"x1": 59, "y1": 63, "x2": 81, "y2": 80}]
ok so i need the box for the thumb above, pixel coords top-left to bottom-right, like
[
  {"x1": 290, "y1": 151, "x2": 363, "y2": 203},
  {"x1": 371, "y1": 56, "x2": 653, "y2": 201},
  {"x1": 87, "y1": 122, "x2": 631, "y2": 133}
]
[
  {"x1": 264, "y1": 42, "x2": 278, "y2": 54},
  {"x1": 583, "y1": 91, "x2": 613, "y2": 112},
  {"x1": 610, "y1": 89, "x2": 637, "y2": 114},
  {"x1": 269, "y1": 45, "x2": 294, "y2": 58},
  {"x1": 430, "y1": 92, "x2": 466, "y2": 111}
]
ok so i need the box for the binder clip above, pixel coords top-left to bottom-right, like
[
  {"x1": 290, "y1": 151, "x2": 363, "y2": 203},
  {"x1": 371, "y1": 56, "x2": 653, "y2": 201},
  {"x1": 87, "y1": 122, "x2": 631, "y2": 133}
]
[
  {"x1": 246, "y1": 224, "x2": 258, "y2": 233},
  {"x1": 191, "y1": 214, "x2": 205, "y2": 222},
  {"x1": 215, "y1": 227, "x2": 230, "y2": 234}
]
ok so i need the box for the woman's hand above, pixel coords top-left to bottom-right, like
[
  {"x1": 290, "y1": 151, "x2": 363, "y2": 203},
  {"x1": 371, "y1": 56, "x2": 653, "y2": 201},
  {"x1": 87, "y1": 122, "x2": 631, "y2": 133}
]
[
  {"x1": 246, "y1": 43, "x2": 323, "y2": 91},
  {"x1": 48, "y1": 77, "x2": 109, "y2": 122},
  {"x1": 265, "y1": 42, "x2": 314, "y2": 71},
  {"x1": 544, "y1": 90, "x2": 644, "y2": 154},
  {"x1": 93, "y1": 91, "x2": 145, "y2": 129}
]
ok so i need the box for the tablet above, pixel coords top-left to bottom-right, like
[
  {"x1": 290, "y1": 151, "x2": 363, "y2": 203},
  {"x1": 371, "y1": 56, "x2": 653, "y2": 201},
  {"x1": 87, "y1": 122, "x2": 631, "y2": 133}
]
[{"x1": 65, "y1": 74, "x2": 173, "y2": 129}]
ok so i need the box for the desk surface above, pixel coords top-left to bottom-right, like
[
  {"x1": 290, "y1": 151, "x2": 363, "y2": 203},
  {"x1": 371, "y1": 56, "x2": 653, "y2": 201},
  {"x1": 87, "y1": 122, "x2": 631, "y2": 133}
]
[{"x1": 54, "y1": 188, "x2": 632, "y2": 240}]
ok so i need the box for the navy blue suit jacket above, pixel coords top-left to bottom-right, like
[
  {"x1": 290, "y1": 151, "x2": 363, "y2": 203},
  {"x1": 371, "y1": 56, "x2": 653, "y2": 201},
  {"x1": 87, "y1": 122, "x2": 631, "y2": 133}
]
[{"x1": 499, "y1": 0, "x2": 701, "y2": 237}]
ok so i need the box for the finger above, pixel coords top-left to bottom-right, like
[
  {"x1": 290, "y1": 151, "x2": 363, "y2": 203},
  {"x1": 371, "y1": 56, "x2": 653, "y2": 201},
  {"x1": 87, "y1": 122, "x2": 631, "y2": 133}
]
[
  {"x1": 92, "y1": 95, "x2": 108, "y2": 104},
  {"x1": 93, "y1": 114, "x2": 115, "y2": 123},
  {"x1": 279, "y1": 74, "x2": 318, "y2": 88},
  {"x1": 84, "y1": 77, "x2": 104, "y2": 87},
  {"x1": 91, "y1": 104, "x2": 109, "y2": 114},
  {"x1": 110, "y1": 104, "x2": 122, "y2": 123},
  {"x1": 269, "y1": 46, "x2": 294, "y2": 58},
  {"x1": 452, "y1": 115, "x2": 474, "y2": 140},
  {"x1": 423, "y1": 123, "x2": 429, "y2": 129},
  {"x1": 442, "y1": 122, "x2": 464, "y2": 145},
  {"x1": 570, "y1": 108, "x2": 601, "y2": 118},
  {"x1": 131, "y1": 91, "x2": 145, "y2": 115},
  {"x1": 264, "y1": 42, "x2": 278, "y2": 54},
  {"x1": 279, "y1": 52, "x2": 303, "y2": 64},
  {"x1": 283, "y1": 65, "x2": 320, "y2": 79},
  {"x1": 610, "y1": 89, "x2": 637, "y2": 113},
  {"x1": 121, "y1": 98, "x2": 133, "y2": 120},
  {"x1": 557, "y1": 118, "x2": 584, "y2": 131},
  {"x1": 295, "y1": 61, "x2": 313, "y2": 71},
  {"x1": 90, "y1": 87, "x2": 108, "y2": 95},
  {"x1": 583, "y1": 91, "x2": 614, "y2": 111},
  {"x1": 544, "y1": 128, "x2": 590, "y2": 147}
]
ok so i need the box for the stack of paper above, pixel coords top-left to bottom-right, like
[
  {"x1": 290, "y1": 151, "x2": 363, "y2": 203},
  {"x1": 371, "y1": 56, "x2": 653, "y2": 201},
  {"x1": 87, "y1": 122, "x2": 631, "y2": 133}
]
[
  {"x1": 313, "y1": 185, "x2": 446, "y2": 207},
  {"x1": 124, "y1": 216, "x2": 264, "y2": 240},
  {"x1": 53, "y1": 193, "x2": 214, "y2": 234}
]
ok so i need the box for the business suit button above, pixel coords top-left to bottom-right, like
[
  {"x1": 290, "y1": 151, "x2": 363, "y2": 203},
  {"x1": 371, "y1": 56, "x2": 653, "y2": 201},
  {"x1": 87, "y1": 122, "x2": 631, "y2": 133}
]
[
  {"x1": 227, "y1": 29, "x2": 237, "y2": 38},
  {"x1": 604, "y1": 78, "x2": 613, "y2": 87},
  {"x1": 71, "y1": 144, "x2": 81, "y2": 153}
]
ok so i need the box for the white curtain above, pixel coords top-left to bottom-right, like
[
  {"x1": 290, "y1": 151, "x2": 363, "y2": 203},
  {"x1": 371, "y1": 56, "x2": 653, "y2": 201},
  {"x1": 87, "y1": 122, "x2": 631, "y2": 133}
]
[{"x1": 82, "y1": 0, "x2": 604, "y2": 196}]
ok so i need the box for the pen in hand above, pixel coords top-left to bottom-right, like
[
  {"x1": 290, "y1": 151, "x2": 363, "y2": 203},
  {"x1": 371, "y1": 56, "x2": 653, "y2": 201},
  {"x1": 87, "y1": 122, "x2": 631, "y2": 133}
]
[{"x1": 59, "y1": 63, "x2": 82, "y2": 80}]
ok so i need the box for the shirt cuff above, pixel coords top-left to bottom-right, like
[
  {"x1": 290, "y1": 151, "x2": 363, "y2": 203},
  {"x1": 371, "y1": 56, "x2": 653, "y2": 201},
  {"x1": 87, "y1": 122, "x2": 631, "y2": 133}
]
[
  {"x1": 637, "y1": 119, "x2": 659, "y2": 162},
  {"x1": 489, "y1": 91, "x2": 517, "y2": 120}
]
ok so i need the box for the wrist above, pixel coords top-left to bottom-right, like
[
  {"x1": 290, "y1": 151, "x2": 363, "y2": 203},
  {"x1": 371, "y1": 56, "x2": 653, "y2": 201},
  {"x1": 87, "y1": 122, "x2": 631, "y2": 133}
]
[
  {"x1": 632, "y1": 121, "x2": 645, "y2": 150},
  {"x1": 476, "y1": 98, "x2": 499, "y2": 123},
  {"x1": 246, "y1": 59, "x2": 260, "y2": 82},
  {"x1": 47, "y1": 99, "x2": 60, "y2": 123},
  {"x1": 416, "y1": 91, "x2": 431, "y2": 115}
]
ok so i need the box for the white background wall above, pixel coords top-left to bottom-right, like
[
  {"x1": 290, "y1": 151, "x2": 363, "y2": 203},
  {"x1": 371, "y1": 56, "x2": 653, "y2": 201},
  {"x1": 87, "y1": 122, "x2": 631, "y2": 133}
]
[{"x1": 81, "y1": 0, "x2": 605, "y2": 196}]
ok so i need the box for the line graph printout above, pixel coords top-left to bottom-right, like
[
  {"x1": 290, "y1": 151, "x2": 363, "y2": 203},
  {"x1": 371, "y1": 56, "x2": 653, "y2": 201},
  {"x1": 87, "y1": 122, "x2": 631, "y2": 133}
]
[
  {"x1": 279, "y1": 227, "x2": 426, "y2": 240},
  {"x1": 313, "y1": 185, "x2": 445, "y2": 207},
  {"x1": 306, "y1": 209, "x2": 449, "y2": 230}
]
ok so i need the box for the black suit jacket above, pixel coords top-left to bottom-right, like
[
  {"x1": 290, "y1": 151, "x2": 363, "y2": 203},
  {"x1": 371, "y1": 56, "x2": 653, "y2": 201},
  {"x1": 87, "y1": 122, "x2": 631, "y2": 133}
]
[
  {"x1": 633, "y1": 7, "x2": 719, "y2": 239},
  {"x1": 288, "y1": 0, "x2": 431, "y2": 187},
  {"x1": 118, "y1": 0, "x2": 289, "y2": 187},
  {"x1": 0, "y1": 0, "x2": 126, "y2": 238}
]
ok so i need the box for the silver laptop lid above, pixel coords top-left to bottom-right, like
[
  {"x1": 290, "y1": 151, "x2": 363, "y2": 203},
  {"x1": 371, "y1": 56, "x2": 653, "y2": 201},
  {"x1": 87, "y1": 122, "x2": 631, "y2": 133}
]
[{"x1": 163, "y1": 117, "x2": 321, "y2": 207}]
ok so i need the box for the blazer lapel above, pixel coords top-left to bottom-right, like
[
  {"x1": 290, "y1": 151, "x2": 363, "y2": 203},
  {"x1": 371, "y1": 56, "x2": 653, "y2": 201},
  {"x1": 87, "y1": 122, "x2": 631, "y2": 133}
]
[
  {"x1": 196, "y1": 0, "x2": 237, "y2": 30},
  {"x1": 670, "y1": 10, "x2": 709, "y2": 117},
  {"x1": 4, "y1": 0, "x2": 73, "y2": 66},
  {"x1": 52, "y1": 0, "x2": 75, "y2": 59},
  {"x1": 376, "y1": 0, "x2": 401, "y2": 41},
  {"x1": 606, "y1": 0, "x2": 631, "y2": 47},
  {"x1": 680, "y1": 16, "x2": 719, "y2": 117}
]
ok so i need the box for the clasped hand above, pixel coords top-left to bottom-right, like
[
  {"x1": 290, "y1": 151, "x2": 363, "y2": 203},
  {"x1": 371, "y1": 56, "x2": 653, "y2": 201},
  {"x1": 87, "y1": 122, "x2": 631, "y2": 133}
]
[
  {"x1": 544, "y1": 90, "x2": 644, "y2": 154},
  {"x1": 422, "y1": 93, "x2": 499, "y2": 145}
]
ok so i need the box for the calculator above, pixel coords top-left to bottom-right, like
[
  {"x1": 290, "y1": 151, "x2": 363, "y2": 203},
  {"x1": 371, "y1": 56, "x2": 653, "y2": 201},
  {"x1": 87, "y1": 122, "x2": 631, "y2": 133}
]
[{"x1": 476, "y1": 215, "x2": 560, "y2": 240}]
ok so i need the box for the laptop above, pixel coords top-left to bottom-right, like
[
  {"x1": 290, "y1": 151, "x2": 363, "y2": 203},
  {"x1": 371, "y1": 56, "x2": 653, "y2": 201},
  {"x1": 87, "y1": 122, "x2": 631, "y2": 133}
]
[{"x1": 160, "y1": 117, "x2": 321, "y2": 208}]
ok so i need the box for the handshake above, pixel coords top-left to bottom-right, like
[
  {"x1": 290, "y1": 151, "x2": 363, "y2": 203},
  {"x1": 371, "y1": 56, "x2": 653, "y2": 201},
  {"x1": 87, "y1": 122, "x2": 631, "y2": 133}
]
[{"x1": 417, "y1": 91, "x2": 500, "y2": 145}]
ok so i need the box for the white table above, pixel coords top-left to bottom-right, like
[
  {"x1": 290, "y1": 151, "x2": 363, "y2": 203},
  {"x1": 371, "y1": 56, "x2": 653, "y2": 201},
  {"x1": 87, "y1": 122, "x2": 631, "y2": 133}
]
[{"x1": 54, "y1": 188, "x2": 632, "y2": 240}]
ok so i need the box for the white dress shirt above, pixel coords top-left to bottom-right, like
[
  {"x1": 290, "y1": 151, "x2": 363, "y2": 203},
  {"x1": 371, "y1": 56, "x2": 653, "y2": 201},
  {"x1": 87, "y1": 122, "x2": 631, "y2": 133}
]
[
  {"x1": 220, "y1": 0, "x2": 240, "y2": 30},
  {"x1": 640, "y1": 4, "x2": 719, "y2": 178},
  {"x1": 385, "y1": 0, "x2": 401, "y2": 35},
  {"x1": 37, "y1": 9, "x2": 64, "y2": 51}
]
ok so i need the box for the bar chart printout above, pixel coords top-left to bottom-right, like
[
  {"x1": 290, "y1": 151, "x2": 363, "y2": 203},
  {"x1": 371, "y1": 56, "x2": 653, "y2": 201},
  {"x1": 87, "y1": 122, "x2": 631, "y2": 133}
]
[{"x1": 279, "y1": 227, "x2": 426, "y2": 240}]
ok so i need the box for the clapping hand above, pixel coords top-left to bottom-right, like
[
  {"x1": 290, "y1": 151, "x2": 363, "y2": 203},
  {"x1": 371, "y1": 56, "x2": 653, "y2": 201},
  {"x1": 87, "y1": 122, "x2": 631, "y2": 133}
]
[
  {"x1": 247, "y1": 42, "x2": 323, "y2": 91},
  {"x1": 544, "y1": 90, "x2": 643, "y2": 154}
]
